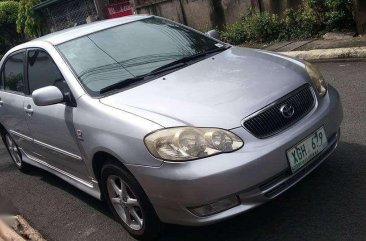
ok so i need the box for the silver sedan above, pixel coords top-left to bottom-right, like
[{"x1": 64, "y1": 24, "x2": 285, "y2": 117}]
[{"x1": 0, "y1": 15, "x2": 342, "y2": 240}]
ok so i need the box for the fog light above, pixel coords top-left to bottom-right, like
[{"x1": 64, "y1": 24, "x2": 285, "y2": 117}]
[{"x1": 188, "y1": 196, "x2": 240, "y2": 217}]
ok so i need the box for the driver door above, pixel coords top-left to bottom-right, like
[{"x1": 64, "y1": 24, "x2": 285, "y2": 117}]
[{"x1": 23, "y1": 49, "x2": 90, "y2": 181}]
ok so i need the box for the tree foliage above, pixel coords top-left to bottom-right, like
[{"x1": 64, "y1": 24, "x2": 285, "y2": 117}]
[
  {"x1": 0, "y1": 1, "x2": 18, "y2": 25},
  {"x1": 16, "y1": 0, "x2": 44, "y2": 38},
  {"x1": 0, "y1": 1, "x2": 22, "y2": 55}
]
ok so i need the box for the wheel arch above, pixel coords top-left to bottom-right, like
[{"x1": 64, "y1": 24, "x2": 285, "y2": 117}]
[
  {"x1": 92, "y1": 150, "x2": 133, "y2": 184},
  {"x1": 91, "y1": 150, "x2": 155, "y2": 204}
]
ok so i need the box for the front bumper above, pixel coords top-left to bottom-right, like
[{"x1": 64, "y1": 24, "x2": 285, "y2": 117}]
[{"x1": 128, "y1": 85, "x2": 343, "y2": 226}]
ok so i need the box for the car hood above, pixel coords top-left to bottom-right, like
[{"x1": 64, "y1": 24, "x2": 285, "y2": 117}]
[{"x1": 100, "y1": 46, "x2": 309, "y2": 129}]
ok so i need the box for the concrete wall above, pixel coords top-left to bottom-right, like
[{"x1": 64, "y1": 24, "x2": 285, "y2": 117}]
[
  {"x1": 260, "y1": 0, "x2": 302, "y2": 15},
  {"x1": 221, "y1": 0, "x2": 252, "y2": 27},
  {"x1": 136, "y1": 0, "x2": 254, "y2": 31},
  {"x1": 137, "y1": 0, "x2": 186, "y2": 25},
  {"x1": 181, "y1": 0, "x2": 213, "y2": 29},
  {"x1": 136, "y1": 0, "x2": 363, "y2": 34},
  {"x1": 135, "y1": 0, "x2": 303, "y2": 31}
]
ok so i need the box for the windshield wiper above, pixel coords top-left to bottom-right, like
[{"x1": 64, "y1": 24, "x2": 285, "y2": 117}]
[
  {"x1": 149, "y1": 46, "x2": 230, "y2": 75},
  {"x1": 99, "y1": 46, "x2": 230, "y2": 94},
  {"x1": 99, "y1": 75, "x2": 146, "y2": 94}
]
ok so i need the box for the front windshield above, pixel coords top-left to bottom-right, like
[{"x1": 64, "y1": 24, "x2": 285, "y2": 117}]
[{"x1": 58, "y1": 17, "x2": 223, "y2": 95}]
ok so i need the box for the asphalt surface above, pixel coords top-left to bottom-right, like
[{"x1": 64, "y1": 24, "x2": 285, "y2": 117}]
[{"x1": 0, "y1": 61, "x2": 365, "y2": 241}]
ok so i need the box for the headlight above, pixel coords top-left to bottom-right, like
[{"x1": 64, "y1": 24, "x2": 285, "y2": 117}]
[
  {"x1": 304, "y1": 61, "x2": 328, "y2": 97},
  {"x1": 144, "y1": 127, "x2": 244, "y2": 161}
]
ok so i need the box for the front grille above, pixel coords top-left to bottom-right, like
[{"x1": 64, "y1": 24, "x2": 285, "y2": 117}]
[{"x1": 243, "y1": 85, "x2": 315, "y2": 138}]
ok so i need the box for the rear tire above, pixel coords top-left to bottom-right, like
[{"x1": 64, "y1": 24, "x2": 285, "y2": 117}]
[
  {"x1": 2, "y1": 133, "x2": 30, "y2": 172},
  {"x1": 100, "y1": 163, "x2": 162, "y2": 241}
]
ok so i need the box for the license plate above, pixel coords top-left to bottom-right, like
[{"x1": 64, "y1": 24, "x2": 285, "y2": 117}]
[{"x1": 287, "y1": 127, "x2": 328, "y2": 173}]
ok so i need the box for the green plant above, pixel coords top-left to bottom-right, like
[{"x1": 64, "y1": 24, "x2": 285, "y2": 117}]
[
  {"x1": 242, "y1": 11, "x2": 284, "y2": 43},
  {"x1": 16, "y1": 0, "x2": 25, "y2": 34},
  {"x1": 295, "y1": 0, "x2": 354, "y2": 32},
  {"x1": 222, "y1": 10, "x2": 284, "y2": 44},
  {"x1": 0, "y1": 1, "x2": 18, "y2": 25},
  {"x1": 221, "y1": 21, "x2": 246, "y2": 45},
  {"x1": 221, "y1": 0, "x2": 355, "y2": 45},
  {"x1": 324, "y1": 0, "x2": 354, "y2": 31},
  {"x1": 196, "y1": 23, "x2": 211, "y2": 33},
  {"x1": 17, "y1": 0, "x2": 44, "y2": 38},
  {"x1": 0, "y1": 1, "x2": 21, "y2": 54},
  {"x1": 286, "y1": 1, "x2": 324, "y2": 39}
]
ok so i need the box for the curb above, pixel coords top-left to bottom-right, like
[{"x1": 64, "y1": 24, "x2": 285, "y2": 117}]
[
  {"x1": 0, "y1": 216, "x2": 44, "y2": 241},
  {"x1": 280, "y1": 46, "x2": 366, "y2": 61},
  {"x1": 0, "y1": 218, "x2": 24, "y2": 241}
]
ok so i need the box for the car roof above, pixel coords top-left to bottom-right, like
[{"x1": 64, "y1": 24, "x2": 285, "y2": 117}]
[{"x1": 32, "y1": 15, "x2": 151, "y2": 46}]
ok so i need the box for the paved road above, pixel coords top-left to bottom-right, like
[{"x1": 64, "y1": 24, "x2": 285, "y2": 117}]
[{"x1": 0, "y1": 61, "x2": 365, "y2": 241}]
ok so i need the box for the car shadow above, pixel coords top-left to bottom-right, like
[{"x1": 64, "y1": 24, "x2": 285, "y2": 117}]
[
  {"x1": 21, "y1": 163, "x2": 115, "y2": 220},
  {"x1": 3, "y1": 141, "x2": 365, "y2": 241}
]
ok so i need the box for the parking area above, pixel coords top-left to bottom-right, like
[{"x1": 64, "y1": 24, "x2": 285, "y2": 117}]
[{"x1": 0, "y1": 61, "x2": 365, "y2": 241}]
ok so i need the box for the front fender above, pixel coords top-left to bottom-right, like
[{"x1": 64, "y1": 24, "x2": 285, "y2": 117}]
[{"x1": 73, "y1": 96, "x2": 164, "y2": 178}]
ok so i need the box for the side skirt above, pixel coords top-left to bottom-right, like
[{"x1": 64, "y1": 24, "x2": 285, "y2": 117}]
[{"x1": 20, "y1": 149, "x2": 102, "y2": 200}]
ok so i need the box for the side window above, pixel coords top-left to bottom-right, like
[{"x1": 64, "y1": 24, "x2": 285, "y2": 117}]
[
  {"x1": 3, "y1": 52, "x2": 25, "y2": 93},
  {"x1": 27, "y1": 50, "x2": 68, "y2": 94}
]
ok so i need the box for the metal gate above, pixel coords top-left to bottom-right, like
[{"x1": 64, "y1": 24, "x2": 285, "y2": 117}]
[{"x1": 42, "y1": 0, "x2": 98, "y2": 32}]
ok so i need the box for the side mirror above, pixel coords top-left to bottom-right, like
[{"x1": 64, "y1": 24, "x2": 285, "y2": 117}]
[
  {"x1": 205, "y1": 29, "x2": 220, "y2": 40},
  {"x1": 32, "y1": 86, "x2": 64, "y2": 106}
]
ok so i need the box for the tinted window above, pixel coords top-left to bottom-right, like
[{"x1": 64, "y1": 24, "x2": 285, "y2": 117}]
[
  {"x1": 58, "y1": 17, "x2": 223, "y2": 95},
  {"x1": 28, "y1": 50, "x2": 66, "y2": 94},
  {"x1": 3, "y1": 52, "x2": 25, "y2": 93}
]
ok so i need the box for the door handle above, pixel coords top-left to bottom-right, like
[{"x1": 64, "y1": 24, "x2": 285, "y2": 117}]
[{"x1": 24, "y1": 105, "x2": 34, "y2": 115}]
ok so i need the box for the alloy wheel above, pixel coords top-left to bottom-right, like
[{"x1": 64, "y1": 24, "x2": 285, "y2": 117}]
[
  {"x1": 107, "y1": 175, "x2": 144, "y2": 231},
  {"x1": 5, "y1": 134, "x2": 22, "y2": 167}
]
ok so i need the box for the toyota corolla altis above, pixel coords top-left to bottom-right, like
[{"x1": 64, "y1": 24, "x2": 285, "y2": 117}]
[{"x1": 0, "y1": 15, "x2": 343, "y2": 240}]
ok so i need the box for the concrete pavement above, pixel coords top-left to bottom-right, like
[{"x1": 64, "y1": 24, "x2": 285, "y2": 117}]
[
  {"x1": 243, "y1": 35, "x2": 366, "y2": 61},
  {"x1": 0, "y1": 61, "x2": 365, "y2": 241},
  {"x1": 282, "y1": 46, "x2": 366, "y2": 61},
  {"x1": 0, "y1": 218, "x2": 24, "y2": 241}
]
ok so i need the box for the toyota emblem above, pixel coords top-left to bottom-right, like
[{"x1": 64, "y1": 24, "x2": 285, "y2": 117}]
[{"x1": 280, "y1": 104, "x2": 295, "y2": 118}]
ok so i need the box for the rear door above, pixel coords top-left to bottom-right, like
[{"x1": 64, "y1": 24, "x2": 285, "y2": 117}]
[
  {"x1": 23, "y1": 49, "x2": 90, "y2": 181},
  {"x1": 0, "y1": 51, "x2": 33, "y2": 154}
]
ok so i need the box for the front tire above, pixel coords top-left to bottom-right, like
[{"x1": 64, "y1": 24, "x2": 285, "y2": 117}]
[
  {"x1": 101, "y1": 163, "x2": 161, "y2": 241},
  {"x1": 3, "y1": 133, "x2": 29, "y2": 172}
]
